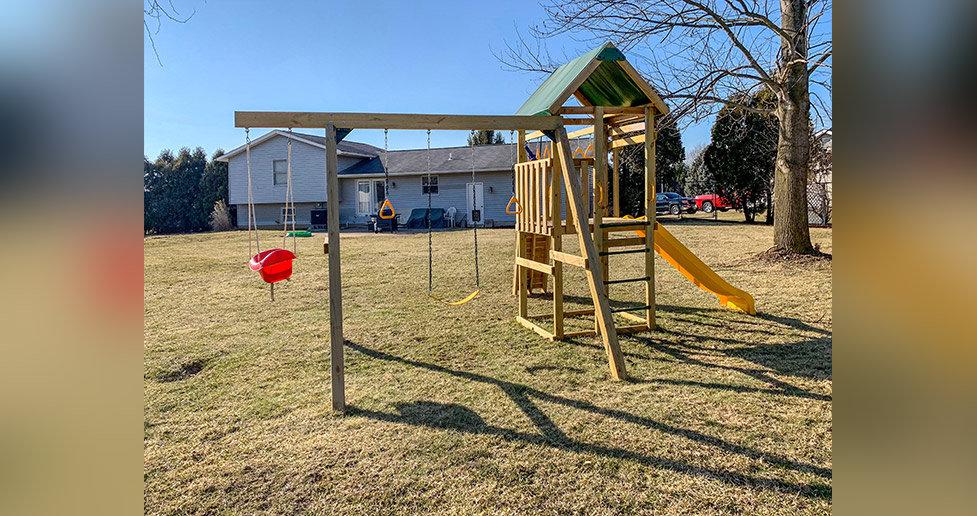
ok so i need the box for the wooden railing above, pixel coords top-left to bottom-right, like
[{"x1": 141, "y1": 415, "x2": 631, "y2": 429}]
[{"x1": 515, "y1": 158, "x2": 552, "y2": 235}]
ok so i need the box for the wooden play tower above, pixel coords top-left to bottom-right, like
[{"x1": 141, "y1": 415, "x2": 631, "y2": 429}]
[{"x1": 506, "y1": 43, "x2": 669, "y2": 380}]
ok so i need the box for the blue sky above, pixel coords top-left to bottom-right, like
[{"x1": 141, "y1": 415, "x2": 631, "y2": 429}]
[{"x1": 144, "y1": 0, "x2": 829, "y2": 161}]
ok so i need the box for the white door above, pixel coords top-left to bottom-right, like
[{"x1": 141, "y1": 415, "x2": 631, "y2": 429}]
[{"x1": 466, "y1": 183, "x2": 485, "y2": 227}]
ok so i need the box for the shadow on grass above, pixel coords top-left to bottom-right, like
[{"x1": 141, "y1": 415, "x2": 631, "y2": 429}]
[
  {"x1": 345, "y1": 341, "x2": 831, "y2": 500},
  {"x1": 654, "y1": 305, "x2": 833, "y2": 383}
]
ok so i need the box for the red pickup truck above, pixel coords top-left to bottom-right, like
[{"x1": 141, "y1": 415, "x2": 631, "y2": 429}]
[{"x1": 694, "y1": 194, "x2": 735, "y2": 213}]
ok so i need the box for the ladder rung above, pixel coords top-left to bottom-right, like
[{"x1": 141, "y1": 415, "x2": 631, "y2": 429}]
[
  {"x1": 599, "y1": 248, "x2": 650, "y2": 256},
  {"x1": 599, "y1": 220, "x2": 650, "y2": 228},
  {"x1": 603, "y1": 276, "x2": 650, "y2": 285},
  {"x1": 610, "y1": 305, "x2": 653, "y2": 313}
]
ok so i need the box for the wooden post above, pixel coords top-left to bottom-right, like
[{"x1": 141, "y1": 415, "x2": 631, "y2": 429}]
[
  {"x1": 518, "y1": 232, "x2": 528, "y2": 319},
  {"x1": 612, "y1": 147, "x2": 620, "y2": 217},
  {"x1": 551, "y1": 144, "x2": 564, "y2": 339},
  {"x1": 553, "y1": 127, "x2": 627, "y2": 380},
  {"x1": 593, "y1": 107, "x2": 606, "y2": 332},
  {"x1": 644, "y1": 108, "x2": 656, "y2": 330},
  {"x1": 512, "y1": 130, "x2": 527, "y2": 295},
  {"x1": 325, "y1": 123, "x2": 345, "y2": 411}
]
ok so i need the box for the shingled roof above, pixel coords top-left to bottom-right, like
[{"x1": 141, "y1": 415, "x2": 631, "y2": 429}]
[
  {"x1": 340, "y1": 144, "x2": 518, "y2": 176},
  {"x1": 340, "y1": 138, "x2": 595, "y2": 176},
  {"x1": 215, "y1": 130, "x2": 383, "y2": 162}
]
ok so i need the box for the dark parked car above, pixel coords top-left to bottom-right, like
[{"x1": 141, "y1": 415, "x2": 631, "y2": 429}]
[{"x1": 656, "y1": 192, "x2": 697, "y2": 215}]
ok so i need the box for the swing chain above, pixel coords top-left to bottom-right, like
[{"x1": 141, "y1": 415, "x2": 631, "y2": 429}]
[
  {"x1": 383, "y1": 128, "x2": 390, "y2": 206},
  {"x1": 510, "y1": 130, "x2": 516, "y2": 195},
  {"x1": 470, "y1": 143, "x2": 479, "y2": 287}
]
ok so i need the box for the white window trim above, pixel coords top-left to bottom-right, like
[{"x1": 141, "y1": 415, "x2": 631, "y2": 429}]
[
  {"x1": 273, "y1": 159, "x2": 287, "y2": 185},
  {"x1": 421, "y1": 175, "x2": 440, "y2": 196},
  {"x1": 356, "y1": 180, "x2": 373, "y2": 216},
  {"x1": 281, "y1": 206, "x2": 296, "y2": 223}
]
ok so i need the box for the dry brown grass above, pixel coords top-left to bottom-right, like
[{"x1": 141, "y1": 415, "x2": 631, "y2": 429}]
[{"x1": 145, "y1": 216, "x2": 832, "y2": 515}]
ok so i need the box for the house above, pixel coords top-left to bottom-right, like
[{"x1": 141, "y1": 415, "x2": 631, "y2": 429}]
[
  {"x1": 217, "y1": 130, "x2": 523, "y2": 229},
  {"x1": 808, "y1": 129, "x2": 832, "y2": 225},
  {"x1": 216, "y1": 130, "x2": 594, "y2": 229}
]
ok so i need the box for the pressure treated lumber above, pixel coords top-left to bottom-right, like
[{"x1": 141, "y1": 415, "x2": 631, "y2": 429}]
[
  {"x1": 236, "y1": 112, "x2": 563, "y2": 131},
  {"x1": 644, "y1": 107, "x2": 656, "y2": 329},
  {"x1": 325, "y1": 124, "x2": 345, "y2": 411},
  {"x1": 553, "y1": 127, "x2": 627, "y2": 380}
]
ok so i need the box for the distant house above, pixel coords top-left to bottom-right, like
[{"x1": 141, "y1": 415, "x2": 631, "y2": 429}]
[
  {"x1": 808, "y1": 129, "x2": 832, "y2": 225},
  {"x1": 216, "y1": 130, "x2": 531, "y2": 229}
]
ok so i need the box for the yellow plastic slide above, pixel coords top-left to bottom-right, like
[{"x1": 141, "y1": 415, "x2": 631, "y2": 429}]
[{"x1": 628, "y1": 217, "x2": 756, "y2": 315}]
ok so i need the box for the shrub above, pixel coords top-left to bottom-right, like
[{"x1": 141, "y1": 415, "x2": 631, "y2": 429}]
[{"x1": 209, "y1": 200, "x2": 233, "y2": 232}]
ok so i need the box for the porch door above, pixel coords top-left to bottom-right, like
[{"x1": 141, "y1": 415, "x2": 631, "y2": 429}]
[
  {"x1": 374, "y1": 180, "x2": 386, "y2": 213},
  {"x1": 466, "y1": 182, "x2": 484, "y2": 226}
]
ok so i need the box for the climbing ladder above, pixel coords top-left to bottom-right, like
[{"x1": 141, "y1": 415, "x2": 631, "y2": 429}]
[{"x1": 510, "y1": 123, "x2": 659, "y2": 381}]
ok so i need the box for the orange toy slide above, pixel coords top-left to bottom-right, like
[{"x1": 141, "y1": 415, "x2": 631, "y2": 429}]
[{"x1": 629, "y1": 217, "x2": 756, "y2": 315}]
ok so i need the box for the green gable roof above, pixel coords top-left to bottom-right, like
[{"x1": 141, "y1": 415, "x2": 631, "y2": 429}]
[{"x1": 515, "y1": 42, "x2": 667, "y2": 117}]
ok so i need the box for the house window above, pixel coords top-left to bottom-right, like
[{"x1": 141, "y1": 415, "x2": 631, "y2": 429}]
[
  {"x1": 421, "y1": 175, "x2": 439, "y2": 195},
  {"x1": 357, "y1": 180, "x2": 372, "y2": 215},
  {"x1": 273, "y1": 159, "x2": 287, "y2": 185},
  {"x1": 281, "y1": 206, "x2": 295, "y2": 224}
]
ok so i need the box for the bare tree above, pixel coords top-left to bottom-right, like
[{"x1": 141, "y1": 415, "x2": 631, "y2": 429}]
[
  {"x1": 144, "y1": 1, "x2": 196, "y2": 66},
  {"x1": 498, "y1": 0, "x2": 831, "y2": 254}
]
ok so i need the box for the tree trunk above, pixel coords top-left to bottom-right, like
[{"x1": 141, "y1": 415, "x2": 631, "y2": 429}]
[
  {"x1": 773, "y1": 0, "x2": 815, "y2": 253},
  {"x1": 765, "y1": 186, "x2": 774, "y2": 224}
]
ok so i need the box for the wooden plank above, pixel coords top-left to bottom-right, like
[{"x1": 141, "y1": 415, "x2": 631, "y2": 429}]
[
  {"x1": 612, "y1": 147, "x2": 620, "y2": 217},
  {"x1": 553, "y1": 127, "x2": 627, "y2": 380},
  {"x1": 235, "y1": 112, "x2": 563, "y2": 131},
  {"x1": 605, "y1": 237, "x2": 646, "y2": 248},
  {"x1": 594, "y1": 107, "x2": 608, "y2": 305},
  {"x1": 516, "y1": 256, "x2": 554, "y2": 275},
  {"x1": 644, "y1": 108, "x2": 656, "y2": 330},
  {"x1": 554, "y1": 120, "x2": 647, "y2": 144},
  {"x1": 516, "y1": 316, "x2": 555, "y2": 340},
  {"x1": 529, "y1": 308, "x2": 595, "y2": 320},
  {"x1": 550, "y1": 250, "x2": 588, "y2": 268},
  {"x1": 561, "y1": 116, "x2": 597, "y2": 125},
  {"x1": 558, "y1": 106, "x2": 647, "y2": 115},
  {"x1": 618, "y1": 311, "x2": 647, "y2": 324},
  {"x1": 512, "y1": 130, "x2": 527, "y2": 296},
  {"x1": 518, "y1": 233, "x2": 528, "y2": 318},
  {"x1": 611, "y1": 133, "x2": 646, "y2": 150},
  {"x1": 617, "y1": 324, "x2": 650, "y2": 334},
  {"x1": 551, "y1": 150, "x2": 564, "y2": 339},
  {"x1": 601, "y1": 222, "x2": 651, "y2": 233},
  {"x1": 562, "y1": 329, "x2": 597, "y2": 339},
  {"x1": 325, "y1": 124, "x2": 345, "y2": 412}
]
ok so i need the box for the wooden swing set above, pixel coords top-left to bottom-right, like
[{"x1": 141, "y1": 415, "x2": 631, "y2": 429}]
[{"x1": 238, "y1": 43, "x2": 755, "y2": 411}]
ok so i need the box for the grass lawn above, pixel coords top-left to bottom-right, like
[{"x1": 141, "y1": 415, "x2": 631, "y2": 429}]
[{"x1": 144, "y1": 216, "x2": 832, "y2": 515}]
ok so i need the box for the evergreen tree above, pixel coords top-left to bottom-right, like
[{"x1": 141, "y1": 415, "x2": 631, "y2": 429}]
[
  {"x1": 683, "y1": 145, "x2": 713, "y2": 197},
  {"x1": 144, "y1": 146, "x2": 226, "y2": 234},
  {"x1": 704, "y1": 90, "x2": 778, "y2": 223},
  {"x1": 466, "y1": 130, "x2": 506, "y2": 145},
  {"x1": 614, "y1": 122, "x2": 685, "y2": 216}
]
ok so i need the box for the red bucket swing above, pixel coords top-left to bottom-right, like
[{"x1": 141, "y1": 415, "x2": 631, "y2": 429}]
[
  {"x1": 249, "y1": 248, "x2": 296, "y2": 283},
  {"x1": 244, "y1": 128, "x2": 299, "y2": 299}
]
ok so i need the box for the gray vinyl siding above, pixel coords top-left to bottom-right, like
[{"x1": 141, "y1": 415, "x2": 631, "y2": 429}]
[
  {"x1": 338, "y1": 171, "x2": 517, "y2": 226},
  {"x1": 227, "y1": 134, "x2": 362, "y2": 206},
  {"x1": 235, "y1": 202, "x2": 322, "y2": 228}
]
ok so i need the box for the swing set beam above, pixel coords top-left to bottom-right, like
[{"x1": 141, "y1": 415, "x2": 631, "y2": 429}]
[{"x1": 235, "y1": 111, "x2": 562, "y2": 131}]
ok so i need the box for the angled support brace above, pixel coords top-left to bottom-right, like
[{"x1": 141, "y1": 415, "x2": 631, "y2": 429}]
[{"x1": 551, "y1": 126, "x2": 627, "y2": 380}]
